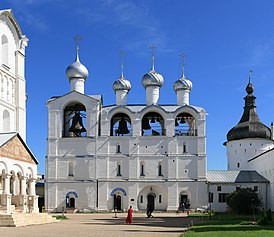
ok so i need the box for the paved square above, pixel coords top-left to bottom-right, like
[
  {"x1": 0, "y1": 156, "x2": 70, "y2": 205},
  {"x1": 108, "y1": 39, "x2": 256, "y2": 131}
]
[{"x1": 0, "y1": 213, "x2": 194, "y2": 237}]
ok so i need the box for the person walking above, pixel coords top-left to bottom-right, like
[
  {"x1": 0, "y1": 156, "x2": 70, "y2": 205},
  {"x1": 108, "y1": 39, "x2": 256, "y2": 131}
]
[{"x1": 126, "y1": 206, "x2": 133, "y2": 224}]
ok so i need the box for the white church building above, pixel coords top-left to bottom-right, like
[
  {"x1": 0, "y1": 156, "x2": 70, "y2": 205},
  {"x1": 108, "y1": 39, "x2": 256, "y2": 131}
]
[
  {"x1": 45, "y1": 42, "x2": 272, "y2": 213},
  {"x1": 0, "y1": 9, "x2": 39, "y2": 214}
]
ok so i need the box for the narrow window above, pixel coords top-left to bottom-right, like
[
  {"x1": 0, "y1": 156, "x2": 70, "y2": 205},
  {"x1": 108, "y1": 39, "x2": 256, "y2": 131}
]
[
  {"x1": 159, "y1": 195, "x2": 162, "y2": 203},
  {"x1": 140, "y1": 163, "x2": 145, "y2": 176},
  {"x1": 117, "y1": 144, "x2": 121, "y2": 153},
  {"x1": 158, "y1": 164, "x2": 163, "y2": 176},
  {"x1": 183, "y1": 143, "x2": 187, "y2": 153},
  {"x1": 117, "y1": 164, "x2": 121, "y2": 176},
  {"x1": 68, "y1": 162, "x2": 74, "y2": 177},
  {"x1": 2, "y1": 35, "x2": 8, "y2": 66},
  {"x1": 237, "y1": 162, "x2": 240, "y2": 168},
  {"x1": 208, "y1": 192, "x2": 213, "y2": 203},
  {"x1": 217, "y1": 186, "x2": 221, "y2": 192},
  {"x1": 3, "y1": 110, "x2": 10, "y2": 132},
  {"x1": 140, "y1": 195, "x2": 143, "y2": 203},
  {"x1": 254, "y1": 186, "x2": 258, "y2": 192}
]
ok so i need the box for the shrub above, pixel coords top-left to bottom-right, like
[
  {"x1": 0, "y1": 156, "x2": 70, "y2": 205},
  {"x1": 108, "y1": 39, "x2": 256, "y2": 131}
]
[{"x1": 226, "y1": 188, "x2": 262, "y2": 215}]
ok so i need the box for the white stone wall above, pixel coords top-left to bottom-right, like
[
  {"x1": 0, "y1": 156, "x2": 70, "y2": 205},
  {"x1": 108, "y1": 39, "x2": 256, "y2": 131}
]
[
  {"x1": 0, "y1": 11, "x2": 27, "y2": 141},
  {"x1": 208, "y1": 183, "x2": 267, "y2": 212},
  {"x1": 249, "y1": 150, "x2": 274, "y2": 210},
  {"x1": 227, "y1": 139, "x2": 274, "y2": 170}
]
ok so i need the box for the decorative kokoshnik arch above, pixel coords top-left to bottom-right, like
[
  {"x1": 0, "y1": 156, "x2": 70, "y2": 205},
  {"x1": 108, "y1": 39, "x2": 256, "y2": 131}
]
[
  {"x1": 110, "y1": 187, "x2": 127, "y2": 196},
  {"x1": 66, "y1": 191, "x2": 79, "y2": 198}
]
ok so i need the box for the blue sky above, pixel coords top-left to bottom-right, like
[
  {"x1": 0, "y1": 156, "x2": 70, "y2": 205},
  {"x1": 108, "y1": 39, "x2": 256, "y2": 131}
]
[{"x1": 2, "y1": 0, "x2": 274, "y2": 174}]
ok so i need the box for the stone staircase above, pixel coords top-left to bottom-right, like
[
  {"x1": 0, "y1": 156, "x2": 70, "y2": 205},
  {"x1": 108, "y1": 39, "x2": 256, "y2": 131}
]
[{"x1": 0, "y1": 213, "x2": 59, "y2": 227}]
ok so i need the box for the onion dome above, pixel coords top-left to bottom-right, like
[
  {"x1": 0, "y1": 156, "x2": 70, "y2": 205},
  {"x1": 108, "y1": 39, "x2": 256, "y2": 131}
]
[
  {"x1": 173, "y1": 53, "x2": 192, "y2": 92},
  {"x1": 142, "y1": 69, "x2": 164, "y2": 88},
  {"x1": 66, "y1": 46, "x2": 89, "y2": 80},
  {"x1": 113, "y1": 75, "x2": 131, "y2": 91},
  {"x1": 226, "y1": 80, "x2": 271, "y2": 142},
  {"x1": 173, "y1": 75, "x2": 192, "y2": 92}
]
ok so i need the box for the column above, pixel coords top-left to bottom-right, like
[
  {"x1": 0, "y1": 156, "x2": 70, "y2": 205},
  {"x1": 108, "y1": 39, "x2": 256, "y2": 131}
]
[
  {"x1": 3, "y1": 174, "x2": 10, "y2": 194},
  {"x1": 13, "y1": 176, "x2": 18, "y2": 195},
  {"x1": 29, "y1": 178, "x2": 36, "y2": 196},
  {"x1": 20, "y1": 177, "x2": 27, "y2": 195}
]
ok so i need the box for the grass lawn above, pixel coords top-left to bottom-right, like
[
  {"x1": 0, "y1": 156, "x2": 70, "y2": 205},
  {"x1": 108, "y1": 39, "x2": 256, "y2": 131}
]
[{"x1": 181, "y1": 213, "x2": 274, "y2": 237}]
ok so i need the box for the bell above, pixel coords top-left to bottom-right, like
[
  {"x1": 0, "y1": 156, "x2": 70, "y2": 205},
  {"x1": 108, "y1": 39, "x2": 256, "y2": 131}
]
[
  {"x1": 180, "y1": 116, "x2": 186, "y2": 124},
  {"x1": 142, "y1": 117, "x2": 151, "y2": 130},
  {"x1": 69, "y1": 112, "x2": 86, "y2": 136},
  {"x1": 150, "y1": 117, "x2": 156, "y2": 123},
  {"x1": 116, "y1": 118, "x2": 130, "y2": 135},
  {"x1": 175, "y1": 119, "x2": 179, "y2": 127}
]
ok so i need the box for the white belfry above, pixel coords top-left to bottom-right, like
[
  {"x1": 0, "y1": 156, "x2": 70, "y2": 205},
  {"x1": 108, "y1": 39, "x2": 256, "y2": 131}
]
[
  {"x1": 66, "y1": 46, "x2": 89, "y2": 94},
  {"x1": 173, "y1": 54, "x2": 192, "y2": 106},
  {"x1": 142, "y1": 48, "x2": 164, "y2": 105}
]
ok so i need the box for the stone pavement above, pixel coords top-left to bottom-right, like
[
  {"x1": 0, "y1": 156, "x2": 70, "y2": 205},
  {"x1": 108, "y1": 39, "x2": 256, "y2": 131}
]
[{"x1": 0, "y1": 212, "x2": 197, "y2": 237}]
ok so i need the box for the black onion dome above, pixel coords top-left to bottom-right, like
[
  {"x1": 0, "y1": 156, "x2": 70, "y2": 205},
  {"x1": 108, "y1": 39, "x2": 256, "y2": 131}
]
[{"x1": 226, "y1": 81, "x2": 271, "y2": 142}]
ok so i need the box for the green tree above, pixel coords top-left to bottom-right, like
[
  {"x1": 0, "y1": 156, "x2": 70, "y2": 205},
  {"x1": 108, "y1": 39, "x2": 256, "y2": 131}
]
[{"x1": 227, "y1": 188, "x2": 262, "y2": 215}]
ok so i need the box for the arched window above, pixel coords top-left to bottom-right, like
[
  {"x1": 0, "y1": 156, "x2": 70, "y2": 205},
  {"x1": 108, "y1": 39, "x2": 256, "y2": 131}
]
[
  {"x1": 68, "y1": 162, "x2": 74, "y2": 177},
  {"x1": 140, "y1": 162, "x2": 145, "y2": 176},
  {"x1": 63, "y1": 102, "x2": 86, "y2": 137},
  {"x1": 117, "y1": 163, "x2": 122, "y2": 176},
  {"x1": 111, "y1": 113, "x2": 132, "y2": 136},
  {"x1": 142, "y1": 112, "x2": 165, "y2": 136},
  {"x1": 183, "y1": 142, "x2": 187, "y2": 153},
  {"x1": 1, "y1": 35, "x2": 8, "y2": 66},
  {"x1": 3, "y1": 110, "x2": 10, "y2": 132},
  {"x1": 175, "y1": 112, "x2": 196, "y2": 136},
  {"x1": 158, "y1": 163, "x2": 163, "y2": 176},
  {"x1": 116, "y1": 144, "x2": 121, "y2": 153}
]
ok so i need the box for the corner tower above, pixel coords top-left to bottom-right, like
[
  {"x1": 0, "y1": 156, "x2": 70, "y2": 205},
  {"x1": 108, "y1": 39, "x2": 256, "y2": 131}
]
[{"x1": 225, "y1": 75, "x2": 274, "y2": 170}]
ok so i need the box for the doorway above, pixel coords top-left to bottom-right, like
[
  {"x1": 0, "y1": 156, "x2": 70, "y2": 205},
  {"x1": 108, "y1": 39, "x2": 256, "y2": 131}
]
[
  {"x1": 147, "y1": 194, "x2": 155, "y2": 211},
  {"x1": 114, "y1": 194, "x2": 122, "y2": 211},
  {"x1": 180, "y1": 194, "x2": 189, "y2": 209},
  {"x1": 69, "y1": 197, "x2": 75, "y2": 208}
]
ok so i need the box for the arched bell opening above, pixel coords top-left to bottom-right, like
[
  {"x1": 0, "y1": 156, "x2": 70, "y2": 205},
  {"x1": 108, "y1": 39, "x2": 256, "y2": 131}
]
[
  {"x1": 174, "y1": 112, "x2": 196, "y2": 136},
  {"x1": 110, "y1": 113, "x2": 132, "y2": 136},
  {"x1": 142, "y1": 112, "x2": 165, "y2": 136},
  {"x1": 63, "y1": 102, "x2": 87, "y2": 137}
]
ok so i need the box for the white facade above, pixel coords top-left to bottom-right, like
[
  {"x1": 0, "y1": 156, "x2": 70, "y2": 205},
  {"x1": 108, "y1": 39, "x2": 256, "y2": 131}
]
[
  {"x1": 248, "y1": 149, "x2": 274, "y2": 210},
  {"x1": 0, "y1": 9, "x2": 38, "y2": 214},
  {"x1": 227, "y1": 139, "x2": 274, "y2": 170},
  {"x1": 46, "y1": 51, "x2": 208, "y2": 212},
  {"x1": 0, "y1": 9, "x2": 28, "y2": 141},
  {"x1": 208, "y1": 182, "x2": 267, "y2": 212}
]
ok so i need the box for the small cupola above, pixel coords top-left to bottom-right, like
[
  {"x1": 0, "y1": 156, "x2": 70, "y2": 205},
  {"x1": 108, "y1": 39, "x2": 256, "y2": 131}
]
[
  {"x1": 173, "y1": 54, "x2": 192, "y2": 105},
  {"x1": 113, "y1": 52, "x2": 131, "y2": 105},
  {"x1": 141, "y1": 47, "x2": 164, "y2": 105},
  {"x1": 66, "y1": 45, "x2": 89, "y2": 94}
]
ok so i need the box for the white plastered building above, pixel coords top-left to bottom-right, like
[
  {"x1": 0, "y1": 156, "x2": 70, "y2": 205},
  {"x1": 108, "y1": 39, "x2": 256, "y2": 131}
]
[
  {"x1": 45, "y1": 44, "x2": 273, "y2": 214},
  {"x1": 0, "y1": 9, "x2": 39, "y2": 213},
  {"x1": 46, "y1": 50, "x2": 208, "y2": 212}
]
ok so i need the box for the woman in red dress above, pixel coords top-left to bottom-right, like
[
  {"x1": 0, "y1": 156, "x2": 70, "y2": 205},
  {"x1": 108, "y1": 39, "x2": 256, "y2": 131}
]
[{"x1": 126, "y1": 206, "x2": 133, "y2": 224}]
